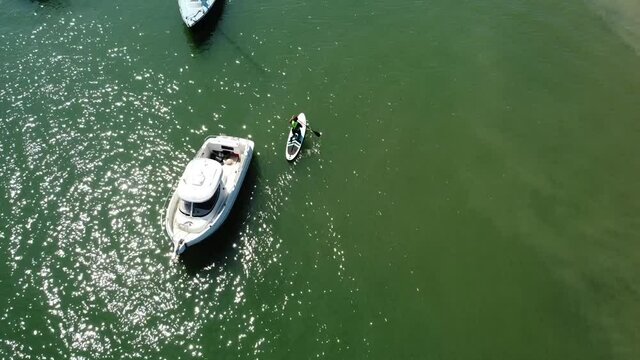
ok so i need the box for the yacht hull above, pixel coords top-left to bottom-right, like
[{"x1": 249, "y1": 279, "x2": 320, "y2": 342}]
[{"x1": 165, "y1": 135, "x2": 254, "y2": 255}]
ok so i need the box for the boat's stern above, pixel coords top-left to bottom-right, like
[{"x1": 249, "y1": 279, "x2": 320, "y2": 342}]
[{"x1": 240, "y1": 138, "x2": 254, "y2": 159}]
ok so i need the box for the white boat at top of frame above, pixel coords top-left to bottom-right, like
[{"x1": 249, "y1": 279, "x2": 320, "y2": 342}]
[{"x1": 178, "y1": 0, "x2": 216, "y2": 27}]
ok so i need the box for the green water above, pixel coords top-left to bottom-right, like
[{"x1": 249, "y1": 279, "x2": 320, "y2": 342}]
[{"x1": 1, "y1": 0, "x2": 640, "y2": 358}]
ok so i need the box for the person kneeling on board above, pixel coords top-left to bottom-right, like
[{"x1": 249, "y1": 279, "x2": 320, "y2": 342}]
[{"x1": 289, "y1": 115, "x2": 301, "y2": 140}]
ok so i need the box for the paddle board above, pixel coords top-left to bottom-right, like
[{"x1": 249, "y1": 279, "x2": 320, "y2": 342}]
[{"x1": 285, "y1": 113, "x2": 307, "y2": 161}]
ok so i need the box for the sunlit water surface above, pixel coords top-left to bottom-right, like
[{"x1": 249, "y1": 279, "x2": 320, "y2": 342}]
[{"x1": 1, "y1": 0, "x2": 640, "y2": 359}]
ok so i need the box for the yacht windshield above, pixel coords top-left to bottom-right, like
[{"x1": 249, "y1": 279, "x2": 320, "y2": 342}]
[
  {"x1": 192, "y1": 187, "x2": 220, "y2": 217},
  {"x1": 179, "y1": 201, "x2": 192, "y2": 216},
  {"x1": 179, "y1": 187, "x2": 221, "y2": 217}
]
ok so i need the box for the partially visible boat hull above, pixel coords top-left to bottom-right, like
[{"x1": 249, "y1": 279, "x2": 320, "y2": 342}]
[{"x1": 178, "y1": 0, "x2": 216, "y2": 27}]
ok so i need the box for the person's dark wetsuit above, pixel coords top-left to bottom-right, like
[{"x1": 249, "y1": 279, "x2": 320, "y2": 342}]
[{"x1": 289, "y1": 116, "x2": 302, "y2": 140}]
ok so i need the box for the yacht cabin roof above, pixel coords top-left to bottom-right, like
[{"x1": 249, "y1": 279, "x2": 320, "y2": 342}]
[{"x1": 177, "y1": 158, "x2": 222, "y2": 203}]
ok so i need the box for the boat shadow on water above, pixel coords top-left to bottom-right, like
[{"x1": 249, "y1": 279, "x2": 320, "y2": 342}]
[
  {"x1": 178, "y1": 158, "x2": 260, "y2": 274},
  {"x1": 185, "y1": 0, "x2": 226, "y2": 50},
  {"x1": 185, "y1": 0, "x2": 269, "y2": 74},
  {"x1": 31, "y1": 0, "x2": 66, "y2": 8}
]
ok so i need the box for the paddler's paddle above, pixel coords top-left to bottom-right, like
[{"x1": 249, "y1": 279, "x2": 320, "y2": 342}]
[
  {"x1": 288, "y1": 114, "x2": 322, "y2": 137},
  {"x1": 307, "y1": 126, "x2": 322, "y2": 137}
]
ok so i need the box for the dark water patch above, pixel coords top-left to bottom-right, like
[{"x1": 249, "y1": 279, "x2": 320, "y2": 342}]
[
  {"x1": 184, "y1": 0, "x2": 226, "y2": 50},
  {"x1": 32, "y1": 0, "x2": 65, "y2": 8}
]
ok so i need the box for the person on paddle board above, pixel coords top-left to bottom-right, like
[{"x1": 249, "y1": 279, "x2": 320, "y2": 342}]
[{"x1": 289, "y1": 114, "x2": 302, "y2": 139}]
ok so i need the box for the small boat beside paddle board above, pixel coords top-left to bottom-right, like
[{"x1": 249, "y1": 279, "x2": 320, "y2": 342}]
[
  {"x1": 164, "y1": 135, "x2": 254, "y2": 256},
  {"x1": 285, "y1": 113, "x2": 307, "y2": 161},
  {"x1": 178, "y1": 0, "x2": 216, "y2": 27}
]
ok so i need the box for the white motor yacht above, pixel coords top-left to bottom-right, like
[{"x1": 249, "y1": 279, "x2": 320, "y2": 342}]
[{"x1": 165, "y1": 135, "x2": 254, "y2": 255}]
